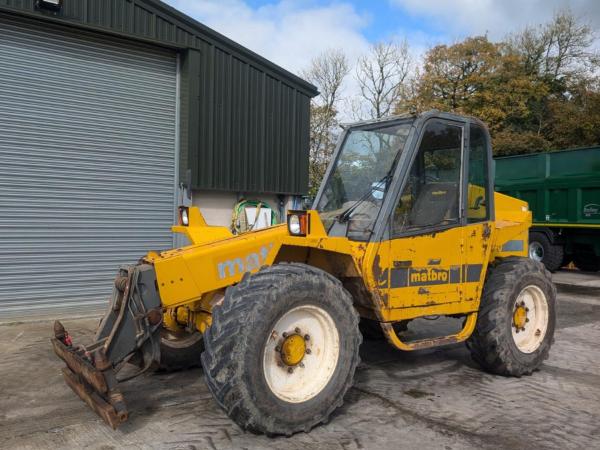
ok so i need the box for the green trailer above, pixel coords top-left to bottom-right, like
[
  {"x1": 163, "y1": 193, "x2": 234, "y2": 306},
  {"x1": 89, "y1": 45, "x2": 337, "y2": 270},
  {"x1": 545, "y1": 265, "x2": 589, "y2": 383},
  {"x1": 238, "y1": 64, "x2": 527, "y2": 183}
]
[{"x1": 495, "y1": 147, "x2": 600, "y2": 272}]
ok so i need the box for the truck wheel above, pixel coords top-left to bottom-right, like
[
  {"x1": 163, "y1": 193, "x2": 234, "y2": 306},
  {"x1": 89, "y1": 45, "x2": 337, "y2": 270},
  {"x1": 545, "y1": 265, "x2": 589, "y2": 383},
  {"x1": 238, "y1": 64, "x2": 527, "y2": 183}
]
[
  {"x1": 529, "y1": 232, "x2": 564, "y2": 272},
  {"x1": 158, "y1": 329, "x2": 203, "y2": 371},
  {"x1": 573, "y1": 253, "x2": 600, "y2": 272},
  {"x1": 467, "y1": 257, "x2": 556, "y2": 377},
  {"x1": 201, "y1": 263, "x2": 361, "y2": 436}
]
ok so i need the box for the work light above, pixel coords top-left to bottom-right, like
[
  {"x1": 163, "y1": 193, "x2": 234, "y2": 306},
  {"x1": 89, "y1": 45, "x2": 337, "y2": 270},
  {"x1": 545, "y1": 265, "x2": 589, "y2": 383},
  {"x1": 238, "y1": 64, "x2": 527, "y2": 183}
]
[
  {"x1": 287, "y1": 211, "x2": 308, "y2": 236},
  {"x1": 179, "y1": 206, "x2": 189, "y2": 226}
]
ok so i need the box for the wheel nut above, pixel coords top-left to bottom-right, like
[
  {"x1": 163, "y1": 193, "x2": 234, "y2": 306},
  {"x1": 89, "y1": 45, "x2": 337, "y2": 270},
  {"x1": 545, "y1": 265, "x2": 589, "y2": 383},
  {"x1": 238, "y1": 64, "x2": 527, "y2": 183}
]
[
  {"x1": 306, "y1": 348, "x2": 312, "y2": 354},
  {"x1": 525, "y1": 308, "x2": 529, "y2": 312},
  {"x1": 282, "y1": 332, "x2": 288, "y2": 338},
  {"x1": 287, "y1": 367, "x2": 294, "y2": 374},
  {"x1": 299, "y1": 362, "x2": 304, "y2": 368},
  {"x1": 525, "y1": 318, "x2": 529, "y2": 323},
  {"x1": 304, "y1": 334, "x2": 310, "y2": 341},
  {"x1": 275, "y1": 346, "x2": 281, "y2": 352},
  {"x1": 295, "y1": 327, "x2": 301, "y2": 333}
]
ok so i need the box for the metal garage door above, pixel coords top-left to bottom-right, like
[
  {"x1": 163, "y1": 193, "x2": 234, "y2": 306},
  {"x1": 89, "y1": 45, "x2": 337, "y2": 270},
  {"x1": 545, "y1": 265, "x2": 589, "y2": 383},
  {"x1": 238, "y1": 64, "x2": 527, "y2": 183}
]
[{"x1": 0, "y1": 17, "x2": 178, "y2": 318}]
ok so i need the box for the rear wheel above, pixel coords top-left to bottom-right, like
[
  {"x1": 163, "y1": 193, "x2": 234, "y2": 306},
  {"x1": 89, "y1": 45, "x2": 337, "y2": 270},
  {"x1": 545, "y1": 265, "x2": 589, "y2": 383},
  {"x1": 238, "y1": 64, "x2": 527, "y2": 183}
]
[
  {"x1": 573, "y1": 253, "x2": 600, "y2": 272},
  {"x1": 467, "y1": 257, "x2": 556, "y2": 376},
  {"x1": 201, "y1": 263, "x2": 361, "y2": 435},
  {"x1": 158, "y1": 328, "x2": 203, "y2": 371},
  {"x1": 529, "y1": 232, "x2": 564, "y2": 272}
]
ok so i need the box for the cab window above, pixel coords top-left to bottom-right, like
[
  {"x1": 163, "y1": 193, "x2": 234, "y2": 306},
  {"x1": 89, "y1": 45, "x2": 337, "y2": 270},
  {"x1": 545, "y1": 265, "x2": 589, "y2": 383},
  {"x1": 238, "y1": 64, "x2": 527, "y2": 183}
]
[
  {"x1": 467, "y1": 124, "x2": 490, "y2": 222},
  {"x1": 393, "y1": 120, "x2": 463, "y2": 234}
]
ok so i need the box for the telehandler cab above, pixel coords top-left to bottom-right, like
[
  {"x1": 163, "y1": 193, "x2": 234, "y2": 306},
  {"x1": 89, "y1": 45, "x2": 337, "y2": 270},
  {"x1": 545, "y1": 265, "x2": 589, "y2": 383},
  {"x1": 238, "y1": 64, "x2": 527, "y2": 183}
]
[{"x1": 52, "y1": 111, "x2": 556, "y2": 435}]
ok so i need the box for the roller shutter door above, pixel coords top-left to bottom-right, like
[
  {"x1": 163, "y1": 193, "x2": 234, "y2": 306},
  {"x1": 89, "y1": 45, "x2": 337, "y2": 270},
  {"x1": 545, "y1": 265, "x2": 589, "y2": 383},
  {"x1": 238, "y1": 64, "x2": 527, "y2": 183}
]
[{"x1": 0, "y1": 17, "x2": 178, "y2": 318}]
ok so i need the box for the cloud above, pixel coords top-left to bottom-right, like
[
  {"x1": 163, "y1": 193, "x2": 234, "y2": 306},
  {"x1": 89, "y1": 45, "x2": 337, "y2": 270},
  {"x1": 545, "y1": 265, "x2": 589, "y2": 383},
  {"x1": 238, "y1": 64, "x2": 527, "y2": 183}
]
[
  {"x1": 163, "y1": 0, "x2": 371, "y2": 78},
  {"x1": 390, "y1": 0, "x2": 600, "y2": 40}
]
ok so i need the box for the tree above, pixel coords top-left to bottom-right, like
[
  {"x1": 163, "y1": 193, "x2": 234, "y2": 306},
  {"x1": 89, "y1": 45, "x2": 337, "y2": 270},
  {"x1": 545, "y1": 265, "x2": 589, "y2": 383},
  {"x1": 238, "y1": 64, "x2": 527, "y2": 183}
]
[
  {"x1": 401, "y1": 10, "x2": 600, "y2": 156},
  {"x1": 508, "y1": 10, "x2": 598, "y2": 85},
  {"x1": 503, "y1": 10, "x2": 600, "y2": 152},
  {"x1": 415, "y1": 36, "x2": 500, "y2": 113},
  {"x1": 302, "y1": 49, "x2": 349, "y2": 195},
  {"x1": 410, "y1": 36, "x2": 547, "y2": 139},
  {"x1": 355, "y1": 41, "x2": 412, "y2": 119}
]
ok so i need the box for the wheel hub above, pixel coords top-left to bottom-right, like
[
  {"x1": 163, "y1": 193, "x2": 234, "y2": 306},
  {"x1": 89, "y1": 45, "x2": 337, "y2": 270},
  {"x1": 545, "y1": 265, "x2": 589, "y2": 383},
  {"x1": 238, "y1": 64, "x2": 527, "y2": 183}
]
[
  {"x1": 280, "y1": 333, "x2": 306, "y2": 366},
  {"x1": 513, "y1": 303, "x2": 528, "y2": 331},
  {"x1": 529, "y1": 241, "x2": 544, "y2": 262},
  {"x1": 511, "y1": 285, "x2": 549, "y2": 353},
  {"x1": 263, "y1": 305, "x2": 340, "y2": 403}
]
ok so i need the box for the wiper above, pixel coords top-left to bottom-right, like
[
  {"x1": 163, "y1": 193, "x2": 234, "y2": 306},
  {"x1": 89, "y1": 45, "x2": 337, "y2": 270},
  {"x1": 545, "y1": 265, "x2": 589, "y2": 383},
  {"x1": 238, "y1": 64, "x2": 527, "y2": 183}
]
[{"x1": 336, "y1": 171, "x2": 392, "y2": 223}]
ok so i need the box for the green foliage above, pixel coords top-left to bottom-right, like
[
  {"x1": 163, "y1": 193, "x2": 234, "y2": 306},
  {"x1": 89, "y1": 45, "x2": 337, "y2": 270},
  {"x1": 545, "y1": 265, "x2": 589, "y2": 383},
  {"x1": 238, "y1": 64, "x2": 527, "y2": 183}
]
[{"x1": 398, "y1": 11, "x2": 600, "y2": 157}]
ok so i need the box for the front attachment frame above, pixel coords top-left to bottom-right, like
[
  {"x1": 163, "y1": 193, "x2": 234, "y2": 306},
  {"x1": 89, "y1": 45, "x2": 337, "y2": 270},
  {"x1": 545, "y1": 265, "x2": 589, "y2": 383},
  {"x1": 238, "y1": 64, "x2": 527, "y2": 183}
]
[{"x1": 51, "y1": 264, "x2": 163, "y2": 428}]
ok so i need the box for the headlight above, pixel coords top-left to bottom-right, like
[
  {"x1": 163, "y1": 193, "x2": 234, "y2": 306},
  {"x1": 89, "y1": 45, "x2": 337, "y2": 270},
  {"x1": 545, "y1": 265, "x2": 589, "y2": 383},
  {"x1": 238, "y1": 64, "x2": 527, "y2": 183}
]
[
  {"x1": 179, "y1": 206, "x2": 189, "y2": 226},
  {"x1": 289, "y1": 215, "x2": 301, "y2": 234},
  {"x1": 287, "y1": 211, "x2": 308, "y2": 236}
]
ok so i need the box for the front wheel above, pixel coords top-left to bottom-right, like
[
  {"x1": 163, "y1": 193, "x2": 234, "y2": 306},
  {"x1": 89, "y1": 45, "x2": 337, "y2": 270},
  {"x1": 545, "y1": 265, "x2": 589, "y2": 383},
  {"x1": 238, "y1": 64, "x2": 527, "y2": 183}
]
[
  {"x1": 201, "y1": 263, "x2": 361, "y2": 435},
  {"x1": 467, "y1": 257, "x2": 556, "y2": 376}
]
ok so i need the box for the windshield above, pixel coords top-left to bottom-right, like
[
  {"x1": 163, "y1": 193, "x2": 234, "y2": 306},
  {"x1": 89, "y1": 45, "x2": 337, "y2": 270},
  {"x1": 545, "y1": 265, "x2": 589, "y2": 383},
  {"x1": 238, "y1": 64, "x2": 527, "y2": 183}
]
[{"x1": 315, "y1": 121, "x2": 412, "y2": 238}]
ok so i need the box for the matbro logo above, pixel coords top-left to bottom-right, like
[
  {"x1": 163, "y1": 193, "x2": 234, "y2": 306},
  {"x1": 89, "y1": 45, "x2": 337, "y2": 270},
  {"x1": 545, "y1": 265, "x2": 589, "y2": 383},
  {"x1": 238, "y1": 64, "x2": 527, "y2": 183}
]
[
  {"x1": 216, "y1": 244, "x2": 273, "y2": 279},
  {"x1": 409, "y1": 268, "x2": 451, "y2": 286},
  {"x1": 386, "y1": 263, "x2": 479, "y2": 289}
]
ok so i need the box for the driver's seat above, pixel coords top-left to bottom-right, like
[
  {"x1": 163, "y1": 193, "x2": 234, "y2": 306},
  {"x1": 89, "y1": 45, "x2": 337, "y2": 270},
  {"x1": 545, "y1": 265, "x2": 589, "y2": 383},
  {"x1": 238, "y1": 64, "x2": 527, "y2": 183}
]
[{"x1": 407, "y1": 182, "x2": 458, "y2": 227}]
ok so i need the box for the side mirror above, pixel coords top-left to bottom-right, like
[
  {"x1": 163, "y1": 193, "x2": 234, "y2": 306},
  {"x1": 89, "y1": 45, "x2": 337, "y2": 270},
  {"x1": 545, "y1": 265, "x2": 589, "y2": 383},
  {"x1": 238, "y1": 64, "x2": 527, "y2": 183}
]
[{"x1": 301, "y1": 196, "x2": 314, "y2": 210}]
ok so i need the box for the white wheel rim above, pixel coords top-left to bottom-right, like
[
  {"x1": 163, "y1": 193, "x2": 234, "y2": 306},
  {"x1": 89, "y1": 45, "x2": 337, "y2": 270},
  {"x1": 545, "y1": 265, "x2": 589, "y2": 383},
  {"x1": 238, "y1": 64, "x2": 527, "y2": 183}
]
[
  {"x1": 262, "y1": 305, "x2": 340, "y2": 403},
  {"x1": 511, "y1": 285, "x2": 549, "y2": 354},
  {"x1": 529, "y1": 241, "x2": 544, "y2": 262}
]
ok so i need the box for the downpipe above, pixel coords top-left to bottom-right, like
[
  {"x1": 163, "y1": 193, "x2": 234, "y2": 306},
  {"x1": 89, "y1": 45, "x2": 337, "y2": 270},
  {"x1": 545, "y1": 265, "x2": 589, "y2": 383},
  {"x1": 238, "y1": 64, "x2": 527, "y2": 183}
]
[{"x1": 51, "y1": 264, "x2": 163, "y2": 429}]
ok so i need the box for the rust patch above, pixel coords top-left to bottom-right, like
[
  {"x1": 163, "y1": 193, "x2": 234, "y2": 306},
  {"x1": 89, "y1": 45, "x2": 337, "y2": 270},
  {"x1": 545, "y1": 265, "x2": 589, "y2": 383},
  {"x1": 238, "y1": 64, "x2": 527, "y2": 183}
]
[
  {"x1": 372, "y1": 254, "x2": 383, "y2": 280},
  {"x1": 482, "y1": 223, "x2": 492, "y2": 239},
  {"x1": 408, "y1": 335, "x2": 460, "y2": 350},
  {"x1": 146, "y1": 308, "x2": 163, "y2": 326},
  {"x1": 51, "y1": 338, "x2": 107, "y2": 394},
  {"x1": 62, "y1": 368, "x2": 125, "y2": 430}
]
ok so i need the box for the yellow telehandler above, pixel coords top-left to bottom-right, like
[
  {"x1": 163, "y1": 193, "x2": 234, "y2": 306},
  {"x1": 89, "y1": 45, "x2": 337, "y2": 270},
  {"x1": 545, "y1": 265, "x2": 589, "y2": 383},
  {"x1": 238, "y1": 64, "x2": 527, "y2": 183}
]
[{"x1": 52, "y1": 111, "x2": 556, "y2": 435}]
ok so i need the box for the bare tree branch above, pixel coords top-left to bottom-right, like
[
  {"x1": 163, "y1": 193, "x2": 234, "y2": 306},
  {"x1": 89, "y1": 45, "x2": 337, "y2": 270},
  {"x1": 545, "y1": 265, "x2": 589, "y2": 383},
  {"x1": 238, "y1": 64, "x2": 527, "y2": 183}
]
[
  {"x1": 355, "y1": 40, "x2": 412, "y2": 119},
  {"x1": 301, "y1": 49, "x2": 350, "y2": 195}
]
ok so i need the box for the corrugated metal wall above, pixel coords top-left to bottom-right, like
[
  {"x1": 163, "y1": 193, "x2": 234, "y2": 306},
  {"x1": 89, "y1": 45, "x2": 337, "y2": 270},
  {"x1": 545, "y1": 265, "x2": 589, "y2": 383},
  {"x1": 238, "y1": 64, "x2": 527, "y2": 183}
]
[
  {"x1": 0, "y1": 16, "x2": 178, "y2": 318},
  {"x1": 0, "y1": 0, "x2": 317, "y2": 194},
  {"x1": 185, "y1": 47, "x2": 311, "y2": 194}
]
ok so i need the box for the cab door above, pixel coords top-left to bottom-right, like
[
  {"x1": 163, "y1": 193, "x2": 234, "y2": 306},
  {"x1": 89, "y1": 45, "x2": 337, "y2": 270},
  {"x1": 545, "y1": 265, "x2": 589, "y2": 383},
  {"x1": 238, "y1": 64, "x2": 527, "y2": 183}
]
[
  {"x1": 460, "y1": 122, "x2": 495, "y2": 303},
  {"x1": 379, "y1": 118, "x2": 466, "y2": 309}
]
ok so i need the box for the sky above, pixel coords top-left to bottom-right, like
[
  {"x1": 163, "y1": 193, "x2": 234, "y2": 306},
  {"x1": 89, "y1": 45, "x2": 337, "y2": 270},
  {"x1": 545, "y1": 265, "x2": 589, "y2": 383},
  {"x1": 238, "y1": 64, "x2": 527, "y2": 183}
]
[{"x1": 163, "y1": 0, "x2": 599, "y2": 79}]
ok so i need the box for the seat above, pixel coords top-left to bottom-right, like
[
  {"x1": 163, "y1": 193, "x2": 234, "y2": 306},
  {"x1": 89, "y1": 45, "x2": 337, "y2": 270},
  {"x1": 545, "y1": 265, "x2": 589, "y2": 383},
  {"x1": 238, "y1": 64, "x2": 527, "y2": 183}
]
[{"x1": 407, "y1": 182, "x2": 458, "y2": 228}]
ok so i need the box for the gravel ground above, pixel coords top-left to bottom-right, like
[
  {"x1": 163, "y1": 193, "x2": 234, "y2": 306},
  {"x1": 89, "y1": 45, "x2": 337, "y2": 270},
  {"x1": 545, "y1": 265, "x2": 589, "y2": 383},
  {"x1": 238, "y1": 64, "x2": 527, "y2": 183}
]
[{"x1": 1, "y1": 280, "x2": 599, "y2": 450}]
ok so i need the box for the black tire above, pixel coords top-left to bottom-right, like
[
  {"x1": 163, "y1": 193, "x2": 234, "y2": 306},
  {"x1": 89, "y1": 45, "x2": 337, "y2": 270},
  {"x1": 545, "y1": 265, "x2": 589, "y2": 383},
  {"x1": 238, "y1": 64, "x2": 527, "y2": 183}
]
[
  {"x1": 529, "y1": 231, "x2": 564, "y2": 272},
  {"x1": 573, "y1": 253, "x2": 600, "y2": 272},
  {"x1": 158, "y1": 329, "x2": 204, "y2": 371},
  {"x1": 467, "y1": 257, "x2": 556, "y2": 377},
  {"x1": 201, "y1": 263, "x2": 361, "y2": 436}
]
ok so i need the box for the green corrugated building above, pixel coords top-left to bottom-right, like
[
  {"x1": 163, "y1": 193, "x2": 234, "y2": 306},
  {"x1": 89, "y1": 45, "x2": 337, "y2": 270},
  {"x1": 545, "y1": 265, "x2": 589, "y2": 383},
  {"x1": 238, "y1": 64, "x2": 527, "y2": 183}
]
[{"x1": 0, "y1": 0, "x2": 318, "y2": 317}]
